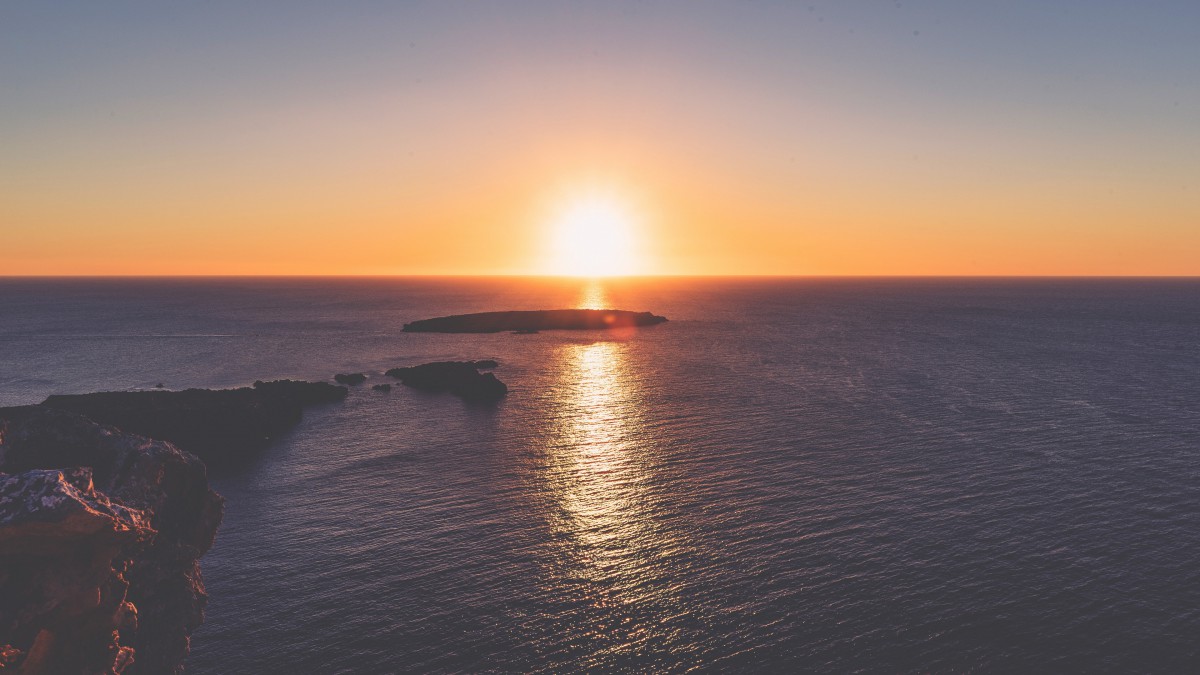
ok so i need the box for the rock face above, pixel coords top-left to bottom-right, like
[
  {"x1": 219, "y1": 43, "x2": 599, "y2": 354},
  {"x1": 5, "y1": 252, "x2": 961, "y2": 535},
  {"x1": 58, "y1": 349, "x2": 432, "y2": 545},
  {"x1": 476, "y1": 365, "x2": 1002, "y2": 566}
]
[
  {"x1": 0, "y1": 407, "x2": 224, "y2": 674},
  {"x1": 0, "y1": 468, "x2": 147, "y2": 674},
  {"x1": 333, "y1": 373, "x2": 366, "y2": 386},
  {"x1": 401, "y1": 309, "x2": 668, "y2": 333},
  {"x1": 34, "y1": 380, "x2": 347, "y2": 468},
  {"x1": 385, "y1": 361, "x2": 507, "y2": 402}
]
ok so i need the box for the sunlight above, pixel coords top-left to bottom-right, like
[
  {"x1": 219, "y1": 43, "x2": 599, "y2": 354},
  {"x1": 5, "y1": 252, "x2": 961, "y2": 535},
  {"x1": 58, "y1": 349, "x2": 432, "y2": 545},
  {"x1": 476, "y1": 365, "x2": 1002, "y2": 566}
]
[
  {"x1": 576, "y1": 279, "x2": 608, "y2": 310},
  {"x1": 542, "y1": 341, "x2": 680, "y2": 610},
  {"x1": 545, "y1": 192, "x2": 639, "y2": 277},
  {"x1": 548, "y1": 341, "x2": 643, "y2": 564}
]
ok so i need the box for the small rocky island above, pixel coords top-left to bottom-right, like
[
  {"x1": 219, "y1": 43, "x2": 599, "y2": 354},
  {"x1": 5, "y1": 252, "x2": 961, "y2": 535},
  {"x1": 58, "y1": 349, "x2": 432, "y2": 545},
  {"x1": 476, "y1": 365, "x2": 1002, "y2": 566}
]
[
  {"x1": 386, "y1": 360, "x2": 507, "y2": 402},
  {"x1": 402, "y1": 309, "x2": 668, "y2": 333}
]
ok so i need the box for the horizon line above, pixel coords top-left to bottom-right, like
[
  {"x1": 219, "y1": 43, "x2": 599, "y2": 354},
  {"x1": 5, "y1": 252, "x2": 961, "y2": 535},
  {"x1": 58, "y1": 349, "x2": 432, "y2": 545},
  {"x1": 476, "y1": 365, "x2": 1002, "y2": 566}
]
[{"x1": 3, "y1": 274, "x2": 1199, "y2": 280}]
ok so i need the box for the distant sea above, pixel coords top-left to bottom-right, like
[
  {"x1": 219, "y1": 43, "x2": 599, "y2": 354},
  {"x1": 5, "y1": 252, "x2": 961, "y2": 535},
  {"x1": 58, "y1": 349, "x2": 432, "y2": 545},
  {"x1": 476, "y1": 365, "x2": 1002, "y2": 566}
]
[{"x1": 2, "y1": 277, "x2": 1198, "y2": 673}]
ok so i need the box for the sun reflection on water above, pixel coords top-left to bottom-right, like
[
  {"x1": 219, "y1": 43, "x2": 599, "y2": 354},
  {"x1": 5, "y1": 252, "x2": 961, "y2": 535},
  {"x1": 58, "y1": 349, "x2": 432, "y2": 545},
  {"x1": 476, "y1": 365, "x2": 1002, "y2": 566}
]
[
  {"x1": 554, "y1": 342, "x2": 641, "y2": 535},
  {"x1": 542, "y1": 339, "x2": 689, "y2": 634},
  {"x1": 576, "y1": 279, "x2": 608, "y2": 310}
]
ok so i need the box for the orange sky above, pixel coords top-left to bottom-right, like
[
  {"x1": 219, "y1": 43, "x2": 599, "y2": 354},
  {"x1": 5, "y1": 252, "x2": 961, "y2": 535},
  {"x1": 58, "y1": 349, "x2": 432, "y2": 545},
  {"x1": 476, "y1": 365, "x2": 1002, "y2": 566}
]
[{"x1": 3, "y1": 3, "x2": 1198, "y2": 276}]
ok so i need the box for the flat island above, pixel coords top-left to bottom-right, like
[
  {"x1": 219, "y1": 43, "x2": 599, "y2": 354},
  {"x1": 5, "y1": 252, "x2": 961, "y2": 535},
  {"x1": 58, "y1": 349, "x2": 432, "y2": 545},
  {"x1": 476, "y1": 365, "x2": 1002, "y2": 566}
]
[{"x1": 402, "y1": 309, "x2": 668, "y2": 333}]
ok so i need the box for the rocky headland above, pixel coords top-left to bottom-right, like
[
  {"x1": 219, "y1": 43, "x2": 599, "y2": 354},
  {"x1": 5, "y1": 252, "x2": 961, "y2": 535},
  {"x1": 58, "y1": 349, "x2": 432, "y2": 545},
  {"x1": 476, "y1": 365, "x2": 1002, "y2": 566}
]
[
  {"x1": 402, "y1": 309, "x2": 668, "y2": 333},
  {"x1": 0, "y1": 407, "x2": 224, "y2": 674},
  {"x1": 33, "y1": 380, "x2": 347, "y2": 468},
  {"x1": 0, "y1": 357, "x2": 511, "y2": 670}
]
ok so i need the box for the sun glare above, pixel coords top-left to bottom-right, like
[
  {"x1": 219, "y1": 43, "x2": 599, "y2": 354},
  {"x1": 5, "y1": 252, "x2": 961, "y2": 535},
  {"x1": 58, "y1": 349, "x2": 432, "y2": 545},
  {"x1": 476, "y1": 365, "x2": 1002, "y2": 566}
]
[{"x1": 546, "y1": 193, "x2": 639, "y2": 277}]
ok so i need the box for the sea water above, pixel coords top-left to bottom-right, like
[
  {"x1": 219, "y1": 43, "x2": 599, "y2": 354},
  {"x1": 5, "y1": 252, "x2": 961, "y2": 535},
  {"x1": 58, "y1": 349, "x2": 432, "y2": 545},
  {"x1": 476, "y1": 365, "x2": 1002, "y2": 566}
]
[{"x1": 1, "y1": 277, "x2": 1197, "y2": 672}]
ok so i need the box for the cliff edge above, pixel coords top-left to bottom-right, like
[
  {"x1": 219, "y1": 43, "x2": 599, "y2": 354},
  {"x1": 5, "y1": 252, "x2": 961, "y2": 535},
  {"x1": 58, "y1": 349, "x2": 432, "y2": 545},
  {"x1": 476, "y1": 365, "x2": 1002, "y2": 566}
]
[{"x1": 0, "y1": 407, "x2": 224, "y2": 674}]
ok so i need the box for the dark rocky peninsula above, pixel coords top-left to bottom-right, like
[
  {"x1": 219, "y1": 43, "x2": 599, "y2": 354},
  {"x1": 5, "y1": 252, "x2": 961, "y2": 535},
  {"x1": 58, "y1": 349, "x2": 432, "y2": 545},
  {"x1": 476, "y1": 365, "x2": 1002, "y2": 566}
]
[
  {"x1": 32, "y1": 380, "x2": 347, "y2": 468},
  {"x1": 402, "y1": 309, "x2": 668, "y2": 333},
  {"x1": 0, "y1": 407, "x2": 224, "y2": 674},
  {"x1": 333, "y1": 373, "x2": 367, "y2": 385},
  {"x1": 386, "y1": 361, "x2": 507, "y2": 401},
  {"x1": 0, "y1": 363, "x2": 502, "y2": 671}
]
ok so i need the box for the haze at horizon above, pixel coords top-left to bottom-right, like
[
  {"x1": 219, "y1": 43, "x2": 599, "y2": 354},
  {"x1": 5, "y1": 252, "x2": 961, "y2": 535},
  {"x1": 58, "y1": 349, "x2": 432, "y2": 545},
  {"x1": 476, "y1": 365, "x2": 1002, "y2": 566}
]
[{"x1": 3, "y1": 2, "x2": 1199, "y2": 276}]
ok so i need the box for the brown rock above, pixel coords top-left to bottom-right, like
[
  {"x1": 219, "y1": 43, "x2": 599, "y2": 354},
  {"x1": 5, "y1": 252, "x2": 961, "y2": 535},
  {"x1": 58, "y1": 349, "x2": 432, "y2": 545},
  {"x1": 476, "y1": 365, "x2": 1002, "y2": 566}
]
[{"x1": 0, "y1": 408, "x2": 224, "y2": 674}]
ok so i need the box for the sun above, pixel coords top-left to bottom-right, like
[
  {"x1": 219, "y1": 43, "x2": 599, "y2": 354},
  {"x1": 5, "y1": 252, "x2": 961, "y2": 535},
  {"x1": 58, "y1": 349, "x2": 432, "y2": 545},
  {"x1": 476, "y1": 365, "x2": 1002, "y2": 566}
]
[{"x1": 545, "y1": 192, "x2": 639, "y2": 277}]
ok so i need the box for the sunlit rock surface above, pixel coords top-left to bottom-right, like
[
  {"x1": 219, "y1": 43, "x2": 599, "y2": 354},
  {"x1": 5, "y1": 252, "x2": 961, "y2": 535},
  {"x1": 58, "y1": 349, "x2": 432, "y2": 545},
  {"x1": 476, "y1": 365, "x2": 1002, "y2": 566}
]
[
  {"x1": 385, "y1": 361, "x2": 507, "y2": 401},
  {"x1": 0, "y1": 407, "x2": 224, "y2": 674},
  {"x1": 401, "y1": 309, "x2": 668, "y2": 333},
  {"x1": 0, "y1": 468, "x2": 148, "y2": 674}
]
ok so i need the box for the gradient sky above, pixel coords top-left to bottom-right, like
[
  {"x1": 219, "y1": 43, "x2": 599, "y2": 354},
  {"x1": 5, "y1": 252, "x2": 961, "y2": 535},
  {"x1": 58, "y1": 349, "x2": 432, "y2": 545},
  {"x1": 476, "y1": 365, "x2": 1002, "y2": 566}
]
[{"x1": 3, "y1": 1, "x2": 1198, "y2": 275}]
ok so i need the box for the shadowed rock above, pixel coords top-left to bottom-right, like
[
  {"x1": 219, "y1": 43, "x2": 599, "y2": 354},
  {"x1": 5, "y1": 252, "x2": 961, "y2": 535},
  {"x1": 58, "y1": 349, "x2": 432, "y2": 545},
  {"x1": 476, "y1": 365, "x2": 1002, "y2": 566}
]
[
  {"x1": 32, "y1": 380, "x2": 347, "y2": 467},
  {"x1": 333, "y1": 373, "x2": 367, "y2": 385},
  {"x1": 0, "y1": 467, "x2": 148, "y2": 673},
  {"x1": 0, "y1": 407, "x2": 223, "y2": 674},
  {"x1": 385, "y1": 361, "x2": 507, "y2": 401},
  {"x1": 402, "y1": 309, "x2": 667, "y2": 333}
]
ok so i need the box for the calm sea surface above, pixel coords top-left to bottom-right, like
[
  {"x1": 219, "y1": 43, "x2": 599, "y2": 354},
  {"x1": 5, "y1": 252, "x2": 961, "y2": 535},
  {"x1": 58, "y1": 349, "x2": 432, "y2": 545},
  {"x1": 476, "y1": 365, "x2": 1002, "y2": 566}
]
[{"x1": 1, "y1": 277, "x2": 1198, "y2": 673}]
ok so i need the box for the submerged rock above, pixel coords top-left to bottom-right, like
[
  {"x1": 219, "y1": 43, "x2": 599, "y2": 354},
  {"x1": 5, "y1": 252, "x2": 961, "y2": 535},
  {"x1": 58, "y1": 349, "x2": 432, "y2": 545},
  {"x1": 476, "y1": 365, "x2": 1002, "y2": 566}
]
[
  {"x1": 333, "y1": 373, "x2": 367, "y2": 386},
  {"x1": 385, "y1": 361, "x2": 507, "y2": 402},
  {"x1": 0, "y1": 407, "x2": 224, "y2": 674},
  {"x1": 402, "y1": 309, "x2": 668, "y2": 333},
  {"x1": 371, "y1": 383, "x2": 392, "y2": 392},
  {"x1": 31, "y1": 380, "x2": 347, "y2": 467}
]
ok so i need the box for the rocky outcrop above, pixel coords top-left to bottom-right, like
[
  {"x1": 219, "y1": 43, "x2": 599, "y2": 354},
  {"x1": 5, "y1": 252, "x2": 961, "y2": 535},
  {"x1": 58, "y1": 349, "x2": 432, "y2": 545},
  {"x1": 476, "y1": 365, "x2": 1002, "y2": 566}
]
[
  {"x1": 0, "y1": 468, "x2": 145, "y2": 674},
  {"x1": 333, "y1": 373, "x2": 366, "y2": 386},
  {"x1": 385, "y1": 361, "x2": 507, "y2": 402},
  {"x1": 371, "y1": 384, "x2": 392, "y2": 393},
  {"x1": 34, "y1": 380, "x2": 347, "y2": 468},
  {"x1": 401, "y1": 309, "x2": 668, "y2": 333},
  {"x1": 0, "y1": 407, "x2": 224, "y2": 674}
]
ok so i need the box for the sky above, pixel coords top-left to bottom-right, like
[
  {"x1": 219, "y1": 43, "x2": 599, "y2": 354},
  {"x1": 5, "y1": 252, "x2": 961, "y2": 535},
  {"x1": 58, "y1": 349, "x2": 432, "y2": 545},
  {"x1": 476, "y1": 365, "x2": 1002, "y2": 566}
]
[{"x1": 2, "y1": 1, "x2": 1198, "y2": 276}]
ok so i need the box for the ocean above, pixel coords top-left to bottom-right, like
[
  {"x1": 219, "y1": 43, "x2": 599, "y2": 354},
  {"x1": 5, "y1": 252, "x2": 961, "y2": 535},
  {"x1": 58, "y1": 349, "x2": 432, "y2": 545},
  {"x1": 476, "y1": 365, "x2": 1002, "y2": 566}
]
[{"x1": 1, "y1": 277, "x2": 1198, "y2": 672}]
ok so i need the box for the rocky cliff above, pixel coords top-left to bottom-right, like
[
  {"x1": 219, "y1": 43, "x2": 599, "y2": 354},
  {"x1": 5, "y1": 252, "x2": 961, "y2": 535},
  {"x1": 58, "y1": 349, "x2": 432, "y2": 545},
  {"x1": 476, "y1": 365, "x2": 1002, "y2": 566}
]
[{"x1": 0, "y1": 407, "x2": 224, "y2": 674}]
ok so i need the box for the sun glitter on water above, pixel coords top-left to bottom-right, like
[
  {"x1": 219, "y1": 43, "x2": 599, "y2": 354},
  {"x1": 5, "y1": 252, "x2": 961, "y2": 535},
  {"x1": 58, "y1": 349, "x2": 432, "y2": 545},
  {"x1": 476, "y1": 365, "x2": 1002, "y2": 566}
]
[{"x1": 544, "y1": 191, "x2": 641, "y2": 277}]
